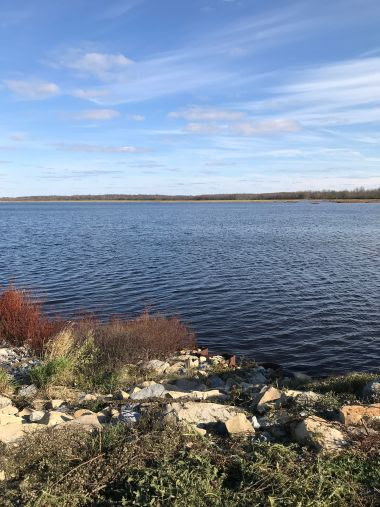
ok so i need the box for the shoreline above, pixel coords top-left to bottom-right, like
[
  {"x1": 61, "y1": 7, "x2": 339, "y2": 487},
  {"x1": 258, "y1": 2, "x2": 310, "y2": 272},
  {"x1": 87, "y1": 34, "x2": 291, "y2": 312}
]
[{"x1": 1, "y1": 198, "x2": 380, "y2": 203}]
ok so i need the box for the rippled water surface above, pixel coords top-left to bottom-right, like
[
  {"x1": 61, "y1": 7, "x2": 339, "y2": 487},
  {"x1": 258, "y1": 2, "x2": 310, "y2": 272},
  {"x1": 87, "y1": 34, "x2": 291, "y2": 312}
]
[{"x1": 0, "y1": 201, "x2": 379, "y2": 374}]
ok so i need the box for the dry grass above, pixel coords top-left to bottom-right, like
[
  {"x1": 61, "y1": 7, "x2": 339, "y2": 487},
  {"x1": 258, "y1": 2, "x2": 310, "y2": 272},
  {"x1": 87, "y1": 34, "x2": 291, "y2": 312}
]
[
  {"x1": 0, "y1": 287, "x2": 64, "y2": 353},
  {"x1": 73, "y1": 311, "x2": 196, "y2": 370}
]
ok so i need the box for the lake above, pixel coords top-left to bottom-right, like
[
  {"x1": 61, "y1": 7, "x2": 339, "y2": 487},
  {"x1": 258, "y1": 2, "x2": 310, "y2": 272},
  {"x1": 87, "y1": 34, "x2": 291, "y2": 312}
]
[{"x1": 0, "y1": 201, "x2": 379, "y2": 375}]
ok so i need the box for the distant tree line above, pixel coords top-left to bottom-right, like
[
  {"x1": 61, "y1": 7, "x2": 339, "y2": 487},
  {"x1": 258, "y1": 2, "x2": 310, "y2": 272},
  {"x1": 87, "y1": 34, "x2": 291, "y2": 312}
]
[{"x1": 1, "y1": 187, "x2": 380, "y2": 201}]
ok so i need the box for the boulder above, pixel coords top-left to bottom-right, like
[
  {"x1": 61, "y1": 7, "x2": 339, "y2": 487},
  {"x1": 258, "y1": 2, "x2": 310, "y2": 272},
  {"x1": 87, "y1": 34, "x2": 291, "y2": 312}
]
[
  {"x1": 293, "y1": 416, "x2": 347, "y2": 452},
  {"x1": 0, "y1": 414, "x2": 21, "y2": 426},
  {"x1": 225, "y1": 413, "x2": 255, "y2": 437},
  {"x1": 0, "y1": 422, "x2": 43, "y2": 444},
  {"x1": 339, "y1": 404, "x2": 380, "y2": 427},
  {"x1": 43, "y1": 411, "x2": 73, "y2": 426},
  {"x1": 130, "y1": 383, "x2": 167, "y2": 400},
  {"x1": 163, "y1": 401, "x2": 243, "y2": 433}
]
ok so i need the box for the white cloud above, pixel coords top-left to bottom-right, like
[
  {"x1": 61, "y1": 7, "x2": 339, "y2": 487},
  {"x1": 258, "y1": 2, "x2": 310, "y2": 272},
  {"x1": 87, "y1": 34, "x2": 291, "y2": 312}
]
[
  {"x1": 183, "y1": 117, "x2": 300, "y2": 136},
  {"x1": 4, "y1": 79, "x2": 60, "y2": 100},
  {"x1": 53, "y1": 50, "x2": 133, "y2": 80},
  {"x1": 52, "y1": 143, "x2": 149, "y2": 153},
  {"x1": 73, "y1": 109, "x2": 120, "y2": 121},
  {"x1": 231, "y1": 118, "x2": 300, "y2": 135},
  {"x1": 169, "y1": 107, "x2": 245, "y2": 121},
  {"x1": 129, "y1": 114, "x2": 145, "y2": 122},
  {"x1": 72, "y1": 88, "x2": 110, "y2": 100}
]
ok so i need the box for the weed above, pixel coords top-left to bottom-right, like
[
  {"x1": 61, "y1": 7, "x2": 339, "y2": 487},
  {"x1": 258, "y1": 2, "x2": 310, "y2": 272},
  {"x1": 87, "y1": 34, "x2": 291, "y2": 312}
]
[{"x1": 0, "y1": 287, "x2": 63, "y2": 353}]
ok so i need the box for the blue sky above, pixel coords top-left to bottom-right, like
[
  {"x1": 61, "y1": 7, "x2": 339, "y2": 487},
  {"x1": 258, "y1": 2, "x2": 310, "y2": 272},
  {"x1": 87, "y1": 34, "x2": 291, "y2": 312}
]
[{"x1": 1, "y1": 0, "x2": 380, "y2": 196}]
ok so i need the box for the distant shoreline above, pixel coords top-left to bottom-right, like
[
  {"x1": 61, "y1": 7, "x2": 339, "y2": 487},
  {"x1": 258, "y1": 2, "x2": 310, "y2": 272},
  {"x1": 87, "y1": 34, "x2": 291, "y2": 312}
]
[{"x1": 1, "y1": 199, "x2": 380, "y2": 203}]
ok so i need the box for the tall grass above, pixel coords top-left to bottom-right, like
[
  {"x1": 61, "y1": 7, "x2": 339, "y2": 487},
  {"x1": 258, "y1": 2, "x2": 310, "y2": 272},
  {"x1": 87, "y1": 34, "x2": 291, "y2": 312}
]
[{"x1": 0, "y1": 287, "x2": 63, "y2": 352}]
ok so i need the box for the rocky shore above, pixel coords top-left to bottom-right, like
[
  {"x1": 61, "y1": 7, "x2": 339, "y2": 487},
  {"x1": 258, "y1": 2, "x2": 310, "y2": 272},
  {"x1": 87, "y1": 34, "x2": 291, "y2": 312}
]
[{"x1": 1, "y1": 344, "x2": 379, "y2": 453}]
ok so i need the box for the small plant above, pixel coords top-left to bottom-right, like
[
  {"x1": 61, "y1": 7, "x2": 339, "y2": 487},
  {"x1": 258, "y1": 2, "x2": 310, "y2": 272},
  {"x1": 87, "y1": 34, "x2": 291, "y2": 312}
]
[
  {"x1": 0, "y1": 286, "x2": 64, "y2": 353},
  {"x1": 307, "y1": 372, "x2": 379, "y2": 398},
  {"x1": 0, "y1": 367, "x2": 14, "y2": 395},
  {"x1": 29, "y1": 356, "x2": 73, "y2": 388}
]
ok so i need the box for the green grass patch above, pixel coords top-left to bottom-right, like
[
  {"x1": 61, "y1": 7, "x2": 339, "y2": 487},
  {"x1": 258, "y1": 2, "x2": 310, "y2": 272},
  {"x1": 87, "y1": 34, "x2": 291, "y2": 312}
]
[{"x1": 0, "y1": 412, "x2": 379, "y2": 506}]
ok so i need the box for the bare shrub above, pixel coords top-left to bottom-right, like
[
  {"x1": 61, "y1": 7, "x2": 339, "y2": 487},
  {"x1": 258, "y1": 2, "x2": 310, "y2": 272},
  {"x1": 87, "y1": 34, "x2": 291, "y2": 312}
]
[
  {"x1": 73, "y1": 311, "x2": 196, "y2": 370},
  {"x1": 0, "y1": 287, "x2": 64, "y2": 353}
]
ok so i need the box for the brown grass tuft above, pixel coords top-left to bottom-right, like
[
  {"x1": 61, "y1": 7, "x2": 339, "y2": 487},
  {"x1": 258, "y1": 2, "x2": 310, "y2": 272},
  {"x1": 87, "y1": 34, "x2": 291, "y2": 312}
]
[
  {"x1": 0, "y1": 287, "x2": 64, "y2": 353},
  {"x1": 74, "y1": 310, "x2": 196, "y2": 370}
]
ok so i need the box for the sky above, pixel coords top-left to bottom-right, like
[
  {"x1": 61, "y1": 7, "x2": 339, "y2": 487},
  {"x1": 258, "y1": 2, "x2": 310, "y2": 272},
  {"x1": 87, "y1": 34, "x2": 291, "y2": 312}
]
[{"x1": 0, "y1": 0, "x2": 380, "y2": 196}]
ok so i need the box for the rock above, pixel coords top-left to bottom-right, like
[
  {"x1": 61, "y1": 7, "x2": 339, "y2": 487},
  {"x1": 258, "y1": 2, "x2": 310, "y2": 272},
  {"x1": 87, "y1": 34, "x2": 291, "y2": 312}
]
[
  {"x1": 48, "y1": 399, "x2": 64, "y2": 409},
  {"x1": 0, "y1": 405, "x2": 18, "y2": 415},
  {"x1": 79, "y1": 393, "x2": 98, "y2": 402},
  {"x1": 208, "y1": 376, "x2": 225, "y2": 389},
  {"x1": 67, "y1": 414, "x2": 102, "y2": 430},
  {"x1": 185, "y1": 356, "x2": 199, "y2": 369},
  {"x1": 0, "y1": 422, "x2": 43, "y2": 444},
  {"x1": 18, "y1": 407, "x2": 33, "y2": 418},
  {"x1": 171, "y1": 378, "x2": 207, "y2": 392},
  {"x1": 163, "y1": 401, "x2": 243, "y2": 433},
  {"x1": 251, "y1": 416, "x2": 260, "y2": 429},
  {"x1": 248, "y1": 371, "x2": 268, "y2": 385},
  {"x1": 18, "y1": 384, "x2": 38, "y2": 398},
  {"x1": 339, "y1": 404, "x2": 380, "y2": 427},
  {"x1": 363, "y1": 378, "x2": 380, "y2": 399},
  {"x1": 119, "y1": 406, "x2": 141, "y2": 424},
  {"x1": 113, "y1": 390, "x2": 130, "y2": 400},
  {"x1": 285, "y1": 390, "x2": 322, "y2": 403},
  {"x1": 140, "y1": 380, "x2": 158, "y2": 388},
  {"x1": 43, "y1": 411, "x2": 73, "y2": 426},
  {"x1": 225, "y1": 413, "x2": 255, "y2": 437},
  {"x1": 96, "y1": 409, "x2": 111, "y2": 424},
  {"x1": 142, "y1": 359, "x2": 170, "y2": 374},
  {"x1": 31, "y1": 399, "x2": 47, "y2": 410},
  {"x1": 0, "y1": 414, "x2": 21, "y2": 426},
  {"x1": 0, "y1": 470, "x2": 5, "y2": 481},
  {"x1": 29, "y1": 410, "x2": 46, "y2": 422},
  {"x1": 293, "y1": 416, "x2": 347, "y2": 452},
  {"x1": 0, "y1": 395, "x2": 12, "y2": 409},
  {"x1": 129, "y1": 387, "x2": 141, "y2": 395},
  {"x1": 130, "y1": 383, "x2": 166, "y2": 400},
  {"x1": 257, "y1": 387, "x2": 283, "y2": 412},
  {"x1": 199, "y1": 356, "x2": 207, "y2": 364},
  {"x1": 74, "y1": 408, "x2": 95, "y2": 418},
  {"x1": 166, "y1": 362, "x2": 184, "y2": 374},
  {"x1": 165, "y1": 389, "x2": 224, "y2": 401}
]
